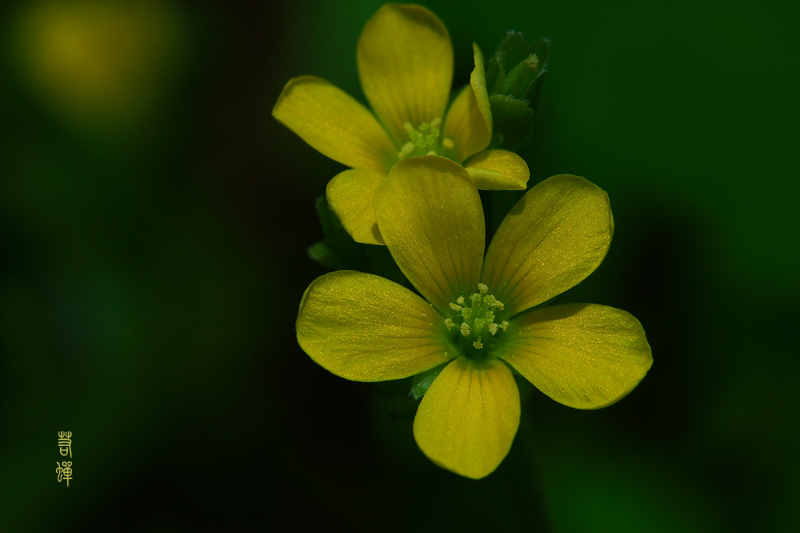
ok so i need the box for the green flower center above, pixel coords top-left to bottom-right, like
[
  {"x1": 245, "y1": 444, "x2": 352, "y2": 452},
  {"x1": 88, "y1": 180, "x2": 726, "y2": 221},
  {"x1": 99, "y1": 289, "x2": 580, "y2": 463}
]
[
  {"x1": 397, "y1": 118, "x2": 455, "y2": 160},
  {"x1": 444, "y1": 283, "x2": 509, "y2": 356}
]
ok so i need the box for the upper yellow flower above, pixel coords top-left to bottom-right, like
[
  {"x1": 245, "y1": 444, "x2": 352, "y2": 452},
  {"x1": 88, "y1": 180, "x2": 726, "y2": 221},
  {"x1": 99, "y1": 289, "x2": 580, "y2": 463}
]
[
  {"x1": 273, "y1": 4, "x2": 530, "y2": 245},
  {"x1": 296, "y1": 156, "x2": 652, "y2": 479}
]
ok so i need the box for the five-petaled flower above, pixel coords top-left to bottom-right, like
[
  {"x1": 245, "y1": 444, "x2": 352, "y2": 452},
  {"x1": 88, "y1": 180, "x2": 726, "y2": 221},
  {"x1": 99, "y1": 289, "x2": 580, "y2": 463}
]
[
  {"x1": 296, "y1": 156, "x2": 652, "y2": 479},
  {"x1": 273, "y1": 4, "x2": 530, "y2": 245}
]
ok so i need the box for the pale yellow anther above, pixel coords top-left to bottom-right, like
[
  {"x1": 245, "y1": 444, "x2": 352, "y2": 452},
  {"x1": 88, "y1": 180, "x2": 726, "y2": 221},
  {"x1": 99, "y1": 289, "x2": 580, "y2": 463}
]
[
  {"x1": 398, "y1": 142, "x2": 415, "y2": 159},
  {"x1": 460, "y1": 323, "x2": 471, "y2": 336},
  {"x1": 442, "y1": 138, "x2": 455, "y2": 149},
  {"x1": 456, "y1": 296, "x2": 465, "y2": 305},
  {"x1": 449, "y1": 303, "x2": 462, "y2": 312},
  {"x1": 473, "y1": 340, "x2": 484, "y2": 349},
  {"x1": 478, "y1": 283, "x2": 488, "y2": 294},
  {"x1": 488, "y1": 322, "x2": 498, "y2": 335},
  {"x1": 500, "y1": 321, "x2": 509, "y2": 332},
  {"x1": 444, "y1": 318, "x2": 455, "y2": 330},
  {"x1": 494, "y1": 301, "x2": 505, "y2": 311}
]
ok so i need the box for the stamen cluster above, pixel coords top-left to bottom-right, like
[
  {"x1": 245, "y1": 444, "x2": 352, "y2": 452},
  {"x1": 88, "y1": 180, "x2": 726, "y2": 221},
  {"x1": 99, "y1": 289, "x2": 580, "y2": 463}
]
[
  {"x1": 445, "y1": 283, "x2": 509, "y2": 350},
  {"x1": 398, "y1": 118, "x2": 455, "y2": 159}
]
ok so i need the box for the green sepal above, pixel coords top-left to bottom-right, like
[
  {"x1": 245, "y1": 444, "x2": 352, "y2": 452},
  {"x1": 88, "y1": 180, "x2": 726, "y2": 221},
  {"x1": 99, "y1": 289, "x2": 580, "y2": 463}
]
[
  {"x1": 308, "y1": 196, "x2": 366, "y2": 270},
  {"x1": 486, "y1": 31, "x2": 551, "y2": 98},
  {"x1": 485, "y1": 32, "x2": 551, "y2": 151},
  {"x1": 409, "y1": 362, "x2": 448, "y2": 400},
  {"x1": 488, "y1": 94, "x2": 536, "y2": 152},
  {"x1": 502, "y1": 54, "x2": 540, "y2": 98},
  {"x1": 307, "y1": 241, "x2": 341, "y2": 269}
]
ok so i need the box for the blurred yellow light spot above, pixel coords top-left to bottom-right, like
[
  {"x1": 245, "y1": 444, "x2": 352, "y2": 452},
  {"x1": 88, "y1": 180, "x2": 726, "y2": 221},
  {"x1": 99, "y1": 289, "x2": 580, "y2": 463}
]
[{"x1": 9, "y1": 0, "x2": 186, "y2": 130}]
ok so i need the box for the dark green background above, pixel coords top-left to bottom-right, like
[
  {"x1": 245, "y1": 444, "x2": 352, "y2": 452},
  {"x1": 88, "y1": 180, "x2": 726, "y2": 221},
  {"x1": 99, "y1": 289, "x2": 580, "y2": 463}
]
[{"x1": 1, "y1": 0, "x2": 798, "y2": 531}]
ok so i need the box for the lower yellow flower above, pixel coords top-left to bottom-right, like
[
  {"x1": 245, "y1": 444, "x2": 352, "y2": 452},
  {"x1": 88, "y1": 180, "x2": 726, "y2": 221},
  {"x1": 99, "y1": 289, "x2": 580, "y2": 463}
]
[{"x1": 296, "y1": 156, "x2": 652, "y2": 479}]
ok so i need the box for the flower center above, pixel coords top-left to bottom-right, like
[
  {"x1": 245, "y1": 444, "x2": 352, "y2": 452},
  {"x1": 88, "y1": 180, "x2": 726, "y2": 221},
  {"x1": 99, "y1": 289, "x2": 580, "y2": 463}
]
[
  {"x1": 397, "y1": 118, "x2": 455, "y2": 160},
  {"x1": 444, "y1": 283, "x2": 509, "y2": 352}
]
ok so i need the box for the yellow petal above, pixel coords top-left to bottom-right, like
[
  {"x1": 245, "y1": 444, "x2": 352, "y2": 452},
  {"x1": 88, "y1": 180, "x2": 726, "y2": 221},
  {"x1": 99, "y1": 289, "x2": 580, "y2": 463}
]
[
  {"x1": 273, "y1": 76, "x2": 397, "y2": 173},
  {"x1": 374, "y1": 156, "x2": 484, "y2": 314},
  {"x1": 326, "y1": 168, "x2": 385, "y2": 245},
  {"x1": 464, "y1": 149, "x2": 529, "y2": 190},
  {"x1": 413, "y1": 357, "x2": 520, "y2": 479},
  {"x1": 442, "y1": 43, "x2": 492, "y2": 162},
  {"x1": 482, "y1": 175, "x2": 613, "y2": 316},
  {"x1": 296, "y1": 271, "x2": 453, "y2": 381},
  {"x1": 357, "y1": 4, "x2": 452, "y2": 146},
  {"x1": 496, "y1": 304, "x2": 652, "y2": 409}
]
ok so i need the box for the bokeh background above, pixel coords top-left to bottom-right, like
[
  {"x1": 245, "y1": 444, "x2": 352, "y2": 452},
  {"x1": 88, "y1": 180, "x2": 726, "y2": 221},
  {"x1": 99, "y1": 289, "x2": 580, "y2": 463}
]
[{"x1": 1, "y1": 0, "x2": 798, "y2": 531}]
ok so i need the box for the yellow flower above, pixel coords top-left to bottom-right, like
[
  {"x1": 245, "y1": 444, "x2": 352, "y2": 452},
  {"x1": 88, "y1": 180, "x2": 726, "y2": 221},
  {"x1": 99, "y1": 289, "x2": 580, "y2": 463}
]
[
  {"x1": 296, "y1": 156, "x2": 652, "y2": 479},
  {"x1": 273, "y1": 4, "x2": 530, "y2": 245}
]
